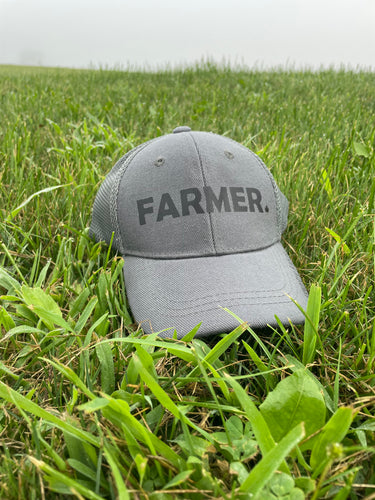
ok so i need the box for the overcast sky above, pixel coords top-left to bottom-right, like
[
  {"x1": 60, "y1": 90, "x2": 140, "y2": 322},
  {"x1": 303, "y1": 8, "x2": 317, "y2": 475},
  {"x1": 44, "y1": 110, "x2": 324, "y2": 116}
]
[{"x1": 0, "y1": 0, "x2": 374, "y2": 70}]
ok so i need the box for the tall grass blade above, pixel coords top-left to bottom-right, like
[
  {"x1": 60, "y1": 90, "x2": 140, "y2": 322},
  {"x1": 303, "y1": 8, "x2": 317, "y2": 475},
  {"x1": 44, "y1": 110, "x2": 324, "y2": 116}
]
[
  {"x1": 28, "y1": 458, "x2": 105, "y2": 499},
  {"x1": 104, "y1": 446, "x2": 130, "y2": 500},
  {"x1": 310, "y1": 407, "x2": 355, "y2": 476},
  {"x1": 239, "y1": 422, "x2": 305, "y2": 494},
  {"x1": 188, "y1": 323, "x2": 246, "y2": 378},
  {"x1": 0, "y1": 381, "x2": 100, "y2": 447},
  {"x1": 303, "y1": 284, "x2": 321, "y2": 366},
  {"x1": 6, "y1": 184, "x2": 70, "y2": 222},
  {"x1": 224, "y1": 373, "x2": 290, "y2": 474},
  {"x1": 133, "y1": 347, "x2": 213, "y2": 442},
  {"x1": 42, "y1": 358, "x2": 96, "y2": 400},
  {"x1": 98, "y1": 397, "x2": 185, "y2": 467},
  {"x1": 100, "y1": 337, "x2": 196, "y2": 364},
  {"x1": 95, "y1": 342, "x2": 115, "y2": 394}
]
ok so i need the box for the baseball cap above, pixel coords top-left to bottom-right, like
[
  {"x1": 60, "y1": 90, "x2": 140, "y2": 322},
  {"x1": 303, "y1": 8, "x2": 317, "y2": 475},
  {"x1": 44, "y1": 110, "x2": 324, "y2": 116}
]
[{"x1": 90, "y1": 126, "x2": 308, "y2": 338}]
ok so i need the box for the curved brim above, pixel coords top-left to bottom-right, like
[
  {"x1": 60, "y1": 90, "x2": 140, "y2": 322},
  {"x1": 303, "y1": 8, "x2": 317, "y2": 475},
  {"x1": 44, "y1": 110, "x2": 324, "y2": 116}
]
[{"x1": 123, "y1": 242, "x2": 308, "y2": 339}]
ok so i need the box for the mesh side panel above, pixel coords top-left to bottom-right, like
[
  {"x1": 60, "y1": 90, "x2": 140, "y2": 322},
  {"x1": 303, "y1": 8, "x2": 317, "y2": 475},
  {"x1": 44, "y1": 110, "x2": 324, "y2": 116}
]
[
  {"x1": 279, "y1": 191, "x2": 289, "y2": 234},
  {"x1": 89, "y1": 137, "x2": 161, "y2": 253},
  {"x1": 225, "y1": 133, "x2": 288, "y2": 238},
  {"x1": 248, "y1": 150, "x2": 288, "y2": 237},
  {"x1": 89, "y1": 143, "x2": 150, "y2": 252},
  {"x1": 271, "y1": 181, "x2": 289, "y2": 236},
  {"x1": 89, "y1": 153, "x2": 131, "y2": 252}
]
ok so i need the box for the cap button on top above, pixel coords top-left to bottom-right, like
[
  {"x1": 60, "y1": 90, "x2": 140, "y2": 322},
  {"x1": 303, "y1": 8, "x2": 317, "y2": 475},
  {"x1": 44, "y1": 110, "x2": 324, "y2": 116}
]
[{"x1": 173, "y1": 126, "x2": 192, "y2": 134}]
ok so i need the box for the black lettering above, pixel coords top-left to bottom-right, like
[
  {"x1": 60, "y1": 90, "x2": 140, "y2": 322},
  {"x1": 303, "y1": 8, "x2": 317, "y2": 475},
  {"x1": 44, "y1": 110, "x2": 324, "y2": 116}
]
[
  {"x1": 246, "y1": 188, "x2": 264, "y2": 212},
  {"x1": 137, "y1": 197, "x2": 154, "y2": 225},
  {"x1": 204, "y1": 186, "x2": 231, "y2": 212},
  {"x1": 230, "y1": 187, "x2": 248, "y2": 212},
  {"x1": 181, "y1": 188, "x2": 205, "y2": 216},
  {"x1": 137, "y1": 187, "x2": 267, "y2": 224},
  {"x1": 157, "y1": 193, "x2": 180, "y2": 221}
]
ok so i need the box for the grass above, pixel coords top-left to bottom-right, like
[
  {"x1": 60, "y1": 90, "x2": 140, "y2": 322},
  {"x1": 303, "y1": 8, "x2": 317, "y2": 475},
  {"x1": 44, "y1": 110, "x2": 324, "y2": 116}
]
[{"x1": 0, "y1": 63, "x2": 374, "y2": 499}]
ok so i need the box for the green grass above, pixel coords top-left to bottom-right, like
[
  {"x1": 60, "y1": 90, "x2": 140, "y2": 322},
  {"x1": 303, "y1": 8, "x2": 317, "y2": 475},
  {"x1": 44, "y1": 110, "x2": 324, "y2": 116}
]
[{"x1": 0, "y1": 63, "x2": 374, "y2": 499}]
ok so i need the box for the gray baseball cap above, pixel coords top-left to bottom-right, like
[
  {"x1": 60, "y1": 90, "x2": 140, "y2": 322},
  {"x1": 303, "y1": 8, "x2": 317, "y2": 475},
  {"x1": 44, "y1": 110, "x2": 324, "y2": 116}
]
[{"x1": 90, "y1": 126, "x2": 308, "y2": 338}]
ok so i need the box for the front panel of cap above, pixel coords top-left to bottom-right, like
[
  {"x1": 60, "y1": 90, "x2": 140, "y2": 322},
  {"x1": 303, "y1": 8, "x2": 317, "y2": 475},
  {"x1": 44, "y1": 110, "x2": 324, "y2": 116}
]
[
  {"x1": 116, "y1": 131, "x2": 280, "y2": 258},
  {"x1": 117, "y1": 132, "x2": 216, "y2": 257},
  {"x1": 192, "y1": 132, "x2": 280, "y2": 253}
]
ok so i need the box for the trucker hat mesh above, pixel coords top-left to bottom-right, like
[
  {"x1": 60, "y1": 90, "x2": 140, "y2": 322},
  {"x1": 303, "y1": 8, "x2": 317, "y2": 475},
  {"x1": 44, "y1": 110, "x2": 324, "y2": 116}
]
[{"x1": 89, "y1": 153, "x2": 131, "y2": 250}]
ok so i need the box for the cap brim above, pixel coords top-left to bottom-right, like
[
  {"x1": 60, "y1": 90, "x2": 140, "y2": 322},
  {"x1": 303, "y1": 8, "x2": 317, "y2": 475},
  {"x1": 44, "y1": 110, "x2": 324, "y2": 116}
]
[{"x1": 123, "y1": 242, "x2": 308, "y2": 338}]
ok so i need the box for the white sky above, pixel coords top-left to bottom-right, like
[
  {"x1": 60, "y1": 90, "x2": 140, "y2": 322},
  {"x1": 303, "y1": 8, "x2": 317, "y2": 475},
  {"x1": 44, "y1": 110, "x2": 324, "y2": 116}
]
[{"x1": 0, "y1": 0, "x2": 374, "y2": 70}]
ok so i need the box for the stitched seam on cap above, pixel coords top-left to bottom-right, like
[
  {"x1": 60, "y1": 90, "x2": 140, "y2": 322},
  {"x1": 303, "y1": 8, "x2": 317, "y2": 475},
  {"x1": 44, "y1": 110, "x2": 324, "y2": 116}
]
[
  {"x1": 109, "y1": 155, "x2": 129, "y2": 254},
  {"x1": 126, "y1": 245, "x2": 302, "y2": 313},
  {"x1": 188, "y1": 133, "x2": 218, "y2": 253},
  {"x1": 111, "y1": 137, "x2": 162, "y2": 254},
  {"x1": 123, "y1": 235, "x2": 281, "y2": 259},
  {"x1": 220, "y1": 134, "x2": 283, "y2": 236},
  {"x1": 249, "y1": 152, "x2": 282, "y2": 237}
]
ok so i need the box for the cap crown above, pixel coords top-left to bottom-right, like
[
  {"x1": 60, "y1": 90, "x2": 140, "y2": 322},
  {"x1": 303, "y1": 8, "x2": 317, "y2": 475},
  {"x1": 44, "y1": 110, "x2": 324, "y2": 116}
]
[{"x1": 90, "y1": 130, "x2": 289, "y2": 258}]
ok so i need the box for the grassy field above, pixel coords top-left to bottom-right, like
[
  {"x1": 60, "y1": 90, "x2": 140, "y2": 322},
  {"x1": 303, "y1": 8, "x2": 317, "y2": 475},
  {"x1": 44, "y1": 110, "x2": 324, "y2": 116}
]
[{"x1": 0, "y1": 64, "x2": 374, "y2": 499}]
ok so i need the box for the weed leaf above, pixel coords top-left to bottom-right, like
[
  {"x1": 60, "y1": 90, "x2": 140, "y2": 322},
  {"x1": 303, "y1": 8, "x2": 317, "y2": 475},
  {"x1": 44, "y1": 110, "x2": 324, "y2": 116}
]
[
  {"x1": 259, "y1": 369, "x2": 326, "y2": 447},
  {"x1": 352, "y1": 141, "x2": 370, "y2": 158},
  {"x1": 164, "y1": 470, "x2": 193, "y2": 490},
  {"x1": 223, "y1": 373, "x2": 291, "y2": 474},
  {"x1": 19, "y1": 285, "x2": 73, "y2": 331}
]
